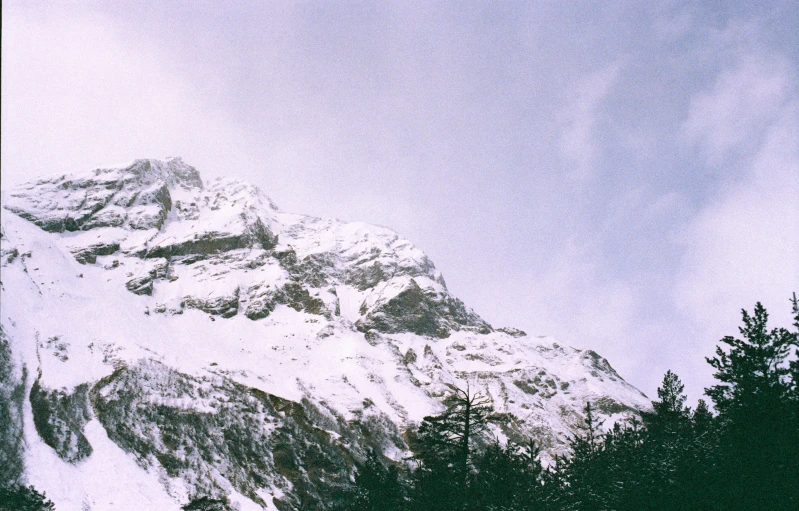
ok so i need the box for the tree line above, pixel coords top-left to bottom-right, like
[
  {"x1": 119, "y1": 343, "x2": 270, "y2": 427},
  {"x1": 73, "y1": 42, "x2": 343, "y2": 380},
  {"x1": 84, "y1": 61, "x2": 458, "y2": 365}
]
[{"x1": 332, "y1": 295, "x2": 799, "y2": 511}]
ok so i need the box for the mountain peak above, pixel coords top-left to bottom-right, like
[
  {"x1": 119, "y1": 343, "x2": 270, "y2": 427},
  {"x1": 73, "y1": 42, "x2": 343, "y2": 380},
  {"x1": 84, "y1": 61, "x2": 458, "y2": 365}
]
[
  {"x1": 0, "y1": 158, "x2": 651, "y2": 510},
  {"x1": 125, "y1": 157, "x2": 204, "y2": 190},
  {"x1": 2, "y1": 157, "x2": 205, "y2": 233}
]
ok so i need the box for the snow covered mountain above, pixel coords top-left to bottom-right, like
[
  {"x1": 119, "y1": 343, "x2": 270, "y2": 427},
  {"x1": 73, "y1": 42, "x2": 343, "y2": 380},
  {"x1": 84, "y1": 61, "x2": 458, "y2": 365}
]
[{"x1": 0, "y1": 158, "x2": 651, "y2": 510}]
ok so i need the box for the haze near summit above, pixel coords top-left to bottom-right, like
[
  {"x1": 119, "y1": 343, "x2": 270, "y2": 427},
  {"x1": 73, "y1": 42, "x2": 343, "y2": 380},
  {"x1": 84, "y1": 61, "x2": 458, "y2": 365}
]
[{"x1": 2, "y1": 0, "x2": 797, "y2": 402}]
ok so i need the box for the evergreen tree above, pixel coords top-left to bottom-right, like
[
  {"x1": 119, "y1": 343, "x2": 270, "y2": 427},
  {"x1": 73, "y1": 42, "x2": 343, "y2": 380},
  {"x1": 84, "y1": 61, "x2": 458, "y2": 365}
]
[
  {"x1": 560, "y1": 402, "x2": 608, "y2": 511},
  {"x1": 690, "y1": 399, "x2": 713, "y2": 435},
  {"x1": 472, "y1": 439, "x2": 545, "y2": 511},
  {"x1": 333, "y1": 448, "x2": 404, "y2": 511},
  {"x1": 603, "y1": 418, "x2": 648, "y2": 511},
  {"x1": 705, "y1": 300, "x2": 797, "y2": 509},
  {"x1": 787, "y1": 293, "x2": 799, "y2": 407},
  {"x1": 649, "y1": 370, "x2": 690, "y2": 432},
  {"x1": 641, "y1": 371, "x2": 697, "y2": 510},
  {"x1": 0, "y1": 484, "x2": 55, "y2": 511},
  {"x1": 408, "y1": 383, "x2": 494, "y2": 511}
]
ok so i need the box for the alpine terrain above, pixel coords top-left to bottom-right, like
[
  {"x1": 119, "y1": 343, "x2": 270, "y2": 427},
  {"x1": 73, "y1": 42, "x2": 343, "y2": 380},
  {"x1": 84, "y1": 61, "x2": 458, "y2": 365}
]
[{"x1": 0, "y1": 158, "x2": 651, "y2": 510}]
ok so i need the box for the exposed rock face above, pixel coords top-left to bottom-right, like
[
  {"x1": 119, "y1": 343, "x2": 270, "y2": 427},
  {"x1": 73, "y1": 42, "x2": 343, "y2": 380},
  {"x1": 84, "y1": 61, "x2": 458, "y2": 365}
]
[
  {"x1": 71, "y1": 241, "x2": 121, "y2": 265},
  {"x1": 244, "y1": 283, "x2": 329, "y2": 320},
  {"x1": 0, "y1": 158, "x2": 652, "y2": 510},
  {"x1": 2, "y1": 157, "x2": 200, "y2": 233},
  {"x1": 356, "y1": 278, "x2": 491, "y2": 338},
  {"x1": 182, "y1": 289, "x2": 241, "y2": 318},
  {"x1": 126, "y1": 258, "x2": 170, "y2": 295}
]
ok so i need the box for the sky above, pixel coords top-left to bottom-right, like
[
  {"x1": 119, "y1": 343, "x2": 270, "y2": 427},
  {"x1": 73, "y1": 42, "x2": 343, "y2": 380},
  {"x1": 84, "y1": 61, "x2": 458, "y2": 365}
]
[{"x1": 2, "y1": 0, "x2": 798, "y2": 404}]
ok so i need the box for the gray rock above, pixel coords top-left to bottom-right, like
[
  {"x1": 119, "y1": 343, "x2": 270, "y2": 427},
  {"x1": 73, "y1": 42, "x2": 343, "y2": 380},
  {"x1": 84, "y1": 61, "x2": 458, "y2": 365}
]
[
  {"x1": 244, "y1": 283, "x2": 329, "y2": 321},
  {"x1": 497, "y1": 327, "x2": 527, "y2": 337},
  {"x1": 124, "y1": 259, "x2": 170, "y2": 296},
  {"x1": 182, "y1": 289, "x2": 240, "y2": 318},
  {"x1": 71, "y1": 241, "x2": 121, "y2": 265},
  {"x1": 125, "y1": 275, "x2": 154, "y2": 295},
  {"x1": 356, "y1": 279, "x2": 492, "y2": 338},
  {"x1": 80, "y1": 205, "x2": 128, "y2": 229},
  {"x1": 146, "y1": 220, "x2": 275, "y2": 259}
]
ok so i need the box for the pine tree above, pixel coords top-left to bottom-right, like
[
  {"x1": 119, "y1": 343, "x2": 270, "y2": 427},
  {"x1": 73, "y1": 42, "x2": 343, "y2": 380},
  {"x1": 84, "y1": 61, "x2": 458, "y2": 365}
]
[
  {"x1": 705, "y1": 300, "x2": 797, "y2": 509},
  {"x1": 333, "y1": 448, "x2": 404, "y2": 511},
  {"x1": 787, "y1": 293, "x2": 799, "y2": 407},
  {"x1": 560, "y1": 402, "x2": 608, "y2": 511},
  {"x1": 641, "y1": 371, "x2": 696, "y2": 510},
  {"x1": 601, "y1": 418, "x2": 647, "y2": 511},
  {"x1": 649, "y1": 370, "x2": 690, "y2": 430},
  {"x1": 784, "y1": 293, "x2": 799, "y2": 509},
  {"x1": 408, "y1": 383, "x2": 494, "y2": 511},
  {"x1": 0, "y1": 484, "x2": 55, "y2": 511},
  {"x1": 472, "y1": 438, "x2": 545, "y2": 511},
  {"x1": 690, "y1": 399, "x2": 713, "y2": 435}
]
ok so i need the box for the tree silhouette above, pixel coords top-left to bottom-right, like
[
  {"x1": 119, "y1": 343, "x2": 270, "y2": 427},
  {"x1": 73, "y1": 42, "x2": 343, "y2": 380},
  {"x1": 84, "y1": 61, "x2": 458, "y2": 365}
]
[{"x1": 706, "y1": 300, "x2": 798, "y2": 509}]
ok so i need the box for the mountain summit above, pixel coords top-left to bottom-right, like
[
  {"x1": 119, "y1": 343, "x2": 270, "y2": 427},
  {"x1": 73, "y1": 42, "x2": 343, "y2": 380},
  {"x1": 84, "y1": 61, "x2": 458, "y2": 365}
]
[{"x1": 1, "y1": 158, "x2": 650, "y2": 510}]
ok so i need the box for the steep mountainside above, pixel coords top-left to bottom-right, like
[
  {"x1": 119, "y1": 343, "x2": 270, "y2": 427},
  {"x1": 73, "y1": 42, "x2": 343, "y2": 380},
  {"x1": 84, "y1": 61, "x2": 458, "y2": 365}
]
[{"x1": 0, "y1": 158, "x2": 650, "y2": 510}]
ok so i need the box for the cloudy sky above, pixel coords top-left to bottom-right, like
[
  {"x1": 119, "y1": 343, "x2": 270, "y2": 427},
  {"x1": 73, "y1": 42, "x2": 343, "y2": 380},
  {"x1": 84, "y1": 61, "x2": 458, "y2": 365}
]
[{"x1": 3, "y1": 0, "x2": 797, "y2": 403}]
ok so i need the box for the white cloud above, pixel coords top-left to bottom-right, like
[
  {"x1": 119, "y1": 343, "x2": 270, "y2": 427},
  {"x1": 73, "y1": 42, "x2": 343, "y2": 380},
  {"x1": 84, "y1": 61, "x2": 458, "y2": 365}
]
[
  {"x1": 676, "y1": 95, "x2": 799, "y2": 344},
  {"x1": 504, "y1": 235, "x2": 648, "y2": 386},
  {"x1": 683, "y1": 55, "x2": 793, "y2": 164},
  {"x1": 558, "y1": 62, "x2": 623, "y2": 179},
  {"x1": 0, "y1": 9, "x2": 257, "y2": 188}
]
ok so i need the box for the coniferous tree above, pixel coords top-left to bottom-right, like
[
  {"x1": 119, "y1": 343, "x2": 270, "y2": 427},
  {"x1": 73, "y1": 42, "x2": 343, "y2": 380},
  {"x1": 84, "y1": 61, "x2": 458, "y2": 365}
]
[
  {"x1": 612, "y1": 418, "x2": 653, "y2": 511},
  {"x1": 408, "y1": 384, "x2": 494, "y2": 511},
  {"x1": 472, "y1": 439, "x2": 545, "y2": 511},
  {"x1": 705, "y1": 300, "x2": 797, "y2": 509},
  {"x1": 690, "y1": 399, "x2": 713, "y2": 435},
  {"x1": 639, "y1": 370, "x2": 694, "y2": 510},
  {"x1": 333, "y1": 448, "x2": 404, "y2": 511},
  {"x1": 649, "y1": 370, "x2": 690, "y2": 432},
  {"x1": 539, "y1": 454, "x2": 569, "y2": 510},
  {"x1": 683, "y1": 398, "x2": 719, "y2": 511},
  {"x1": 560, "y1": 402, "x2": 608, "y2": 511},
  {"x1": 0, "y1": 484, "x2": 55, "y2": 511},
  {"x1": 787, "y1": 294, "x2": 799, "y2": 422},
  {"x1": 783, "y1": 293, "x2": 799, "y2": 509}
]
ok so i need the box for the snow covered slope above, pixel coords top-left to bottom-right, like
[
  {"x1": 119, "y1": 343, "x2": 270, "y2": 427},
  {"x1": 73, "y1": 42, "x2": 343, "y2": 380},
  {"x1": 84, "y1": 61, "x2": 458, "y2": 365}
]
[{"x1": 1, "y1": 158, "x2": 651, "y2": 510}]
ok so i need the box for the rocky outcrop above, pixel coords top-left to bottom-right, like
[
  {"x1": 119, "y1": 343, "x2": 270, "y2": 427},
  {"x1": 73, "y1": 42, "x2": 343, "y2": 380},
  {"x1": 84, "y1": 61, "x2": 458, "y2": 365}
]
[
  {"x1": 275, "y1": 250, "x2": 337, "y2": 288},
  {"x1": 70, "y1": 241, "x2": 121, "y2": 265},
  {"x1": 182, "y1": 289, "x2": 241, "y2": 318},
  {"x1": 125, "y1": 258, "x2": 170, "y2": 295},
  {"x1": 497, "y1": 327, "x2": 527, "y2": 337},
  {"x1": 244, "y1": 283, "x2": 329, "y2": 320},
  {"x1": 145, "y1": 219, "x2": 275, "y2": 259},
  {"x1": 356, "y1": 279, "x2": 491, "y2": 338},
  {"x1": 2, "y1": 157, "x2": 201, "y2": 234},
  {"x1": 125, "y1": 275, "x2": 154, "y2": 295},
  {"x1": 343, "y1": 256, "x2": 438, "y2": 291}
]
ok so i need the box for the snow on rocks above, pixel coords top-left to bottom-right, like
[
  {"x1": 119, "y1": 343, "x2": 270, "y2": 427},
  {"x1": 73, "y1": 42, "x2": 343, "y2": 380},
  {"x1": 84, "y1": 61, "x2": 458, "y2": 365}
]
[{"x1": 1, "y1": 158, "x2": 652, "y2": 509}]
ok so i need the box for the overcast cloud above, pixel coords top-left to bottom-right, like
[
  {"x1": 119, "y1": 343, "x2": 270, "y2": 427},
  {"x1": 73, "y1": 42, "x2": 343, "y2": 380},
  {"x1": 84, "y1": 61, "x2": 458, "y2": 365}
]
[{"x1": 2, "y1": 0, "x2": 797, "y2": 403}]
